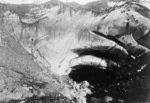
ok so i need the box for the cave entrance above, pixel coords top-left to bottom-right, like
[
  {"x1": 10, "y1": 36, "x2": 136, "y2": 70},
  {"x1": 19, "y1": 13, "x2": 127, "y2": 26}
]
[
  {"x1": 69, "y1": 65, "x2": 119, "y2": 103},
  {"x1": 68, "y1": 62, "x2": 150, "y2": 103}
]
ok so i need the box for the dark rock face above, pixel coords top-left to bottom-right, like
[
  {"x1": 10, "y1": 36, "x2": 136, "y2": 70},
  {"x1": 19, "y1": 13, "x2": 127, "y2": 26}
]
[{"x1": 0, "y1": 0, "x2": 150, "y2": 103}]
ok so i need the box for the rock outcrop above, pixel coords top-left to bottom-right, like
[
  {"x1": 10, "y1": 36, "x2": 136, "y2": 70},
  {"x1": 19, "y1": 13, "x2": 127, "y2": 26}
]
[{"x1": 0, "y1": 0, "x2": 150, "y2": 103}]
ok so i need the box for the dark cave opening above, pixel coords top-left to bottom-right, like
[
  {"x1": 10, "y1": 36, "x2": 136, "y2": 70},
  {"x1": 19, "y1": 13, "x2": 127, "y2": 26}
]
[
  {"x1": 69, "y1": 64, "x2": 150, "y2": 103},
  {"x1": 69, "y1": 65, "x2": 118, "y2": 84},
  {"x1": 69, "y1": 65, "x2": 121, "y2": 103}
]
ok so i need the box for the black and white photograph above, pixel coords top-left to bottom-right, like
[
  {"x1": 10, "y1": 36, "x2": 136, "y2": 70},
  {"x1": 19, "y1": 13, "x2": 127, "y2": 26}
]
[{"x1": 0, "y1": 0, "x2": 149, "y2": 103}]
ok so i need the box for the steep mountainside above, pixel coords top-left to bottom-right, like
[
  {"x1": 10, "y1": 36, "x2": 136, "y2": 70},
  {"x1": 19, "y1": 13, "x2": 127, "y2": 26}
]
[{"x1": 0, "y1": 0, "x2": 150, "y2": 103}]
